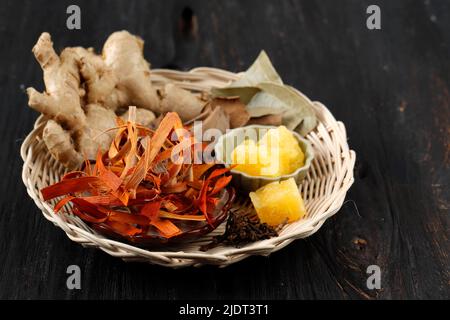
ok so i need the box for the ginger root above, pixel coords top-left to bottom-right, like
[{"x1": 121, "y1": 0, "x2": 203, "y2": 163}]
[
  {"x1": 27, "y1": 33, "x2": 86, "y2": 131},
  {"x1": 26, "y1": 32, "x2": 153, "y2": 169},
  {"x1": 27, "y1": 31, "x2": 212, "y2": 169},
  {"x1": 27, "y1": 32, "x2": 116, "y2": 168},
  {"x1": 79, "y1": 31, "x2": 160, "y2": 111},
  {"x1": 120, "y1": 108, "x2": 156, "y2": 127},
  {"x1": 78, "y1": 104, "x2": 117, "y2": 158},
  {"x1": 157, "y1": 83, "x2": 205, "y2": 122},
  {"x1": 42, "y1": 120, "x2": 84, "y2": 168}
]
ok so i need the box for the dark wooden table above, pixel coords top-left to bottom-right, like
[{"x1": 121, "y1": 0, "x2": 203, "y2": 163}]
[{"x1": 0, "y1": 0, "x2": 448, "y2": 300}]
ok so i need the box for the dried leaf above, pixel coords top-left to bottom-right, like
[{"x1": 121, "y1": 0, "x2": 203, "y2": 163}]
[
  {"x1": 245, "y1": 90, "x2": 288, "y2": 117},
  {"x1": 211, "y1": 51, "x2": 281, "y2": 103},
  {"x1": 247, "y1": 114, "x2": 283, "y2": 126},
  {"x1": 211, "y1": 51, "x2": 317, "y2": 136},
  {"x1": 209, "y1": 97, "x2": 250, "y2": 128},
  {"x1": 256, "y1": 83, "x2": 317, "y2": 136},
  {"x1": 211, "y1": 86, "x2": 260, "y2": 104},
  {"x1": 224, "y1": 51, "x2": 282, "y2": 88},
  {"x1": 201, "y1": 105, "x2": 230, "y2": 133}
]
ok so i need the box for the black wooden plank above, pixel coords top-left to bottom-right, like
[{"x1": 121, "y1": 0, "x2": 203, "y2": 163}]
[{"x1": 0, "y1": 0, "x2": 448, "y2": 299}]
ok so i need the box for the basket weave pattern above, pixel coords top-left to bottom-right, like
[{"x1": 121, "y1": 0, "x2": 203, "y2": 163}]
[{"x1": 21, "y1": 68, "x2": 356, "y2": 267}]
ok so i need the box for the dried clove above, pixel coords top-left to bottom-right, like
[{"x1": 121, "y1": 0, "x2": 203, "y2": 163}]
[{"x1": 201, "y1": 206, "x2": 278, "y2": 251}]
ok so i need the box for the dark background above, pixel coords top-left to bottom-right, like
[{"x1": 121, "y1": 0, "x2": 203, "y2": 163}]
[{"x1": 0, "y1": 0, "x2": 448, "y2": 299}]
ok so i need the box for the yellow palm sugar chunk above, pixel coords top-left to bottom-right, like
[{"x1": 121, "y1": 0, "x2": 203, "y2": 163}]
[
  {"x1": 231, "y1": 139, "x2": 261, "y2": 176},
  {"x1": 259, "y1": 126, "x2": 305, "y2": 175},
  {"x1": 249, "y1": 178, "x2": 306, "y2": 226},
  {"x1": 234, "y1": 163, "x2": 260, "y2": 176},
  {"x1": 258, "y1": 145, "x2": 282, "y2": 176},
  {"x1": 259, "y1": 126, "x2": 291, "y2": 148},
  {"x1": 280, "y1": 146, "x2": 304, "y2": 173},
  {"x1": 231, "y1": 126, "x2": 306, "y2": 177}
]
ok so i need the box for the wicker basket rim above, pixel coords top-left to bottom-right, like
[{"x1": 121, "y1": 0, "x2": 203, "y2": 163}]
[{"x1": 21, "y1": 67, "x2": 356, "y2": 267}]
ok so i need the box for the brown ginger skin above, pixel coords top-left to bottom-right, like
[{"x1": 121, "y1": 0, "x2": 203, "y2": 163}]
[
  {"x1": 42, "y1": 120, "x2": 84, "y2": 168},
  {"x1": 27, "y1": 33, "x2": 116, "y2": 169},
  {"x1": 78, "y1": 104, "x2": 117, "y2": 159},
  {"x1": 80, "y1": 31, "x2": 160, "y2": 112},
  {"x1": 120, "y1": 108, "x2": 156, "y2": 127},
  {"x1": 26, "y1": 33, "x2": 86, "y2": 131},
  {"x1": 78, "y1": 31, "x2": 205, "y2": 121}
]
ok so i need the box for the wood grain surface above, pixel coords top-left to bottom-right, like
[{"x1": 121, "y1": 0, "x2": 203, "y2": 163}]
[{"x1": 0, "y1": 0, "x2": 448, "y2": 299}]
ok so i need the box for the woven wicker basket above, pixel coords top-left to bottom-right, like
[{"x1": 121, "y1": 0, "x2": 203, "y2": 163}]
[{"x1": 21, "y1": 67, "x2": 356, "y2": 268}]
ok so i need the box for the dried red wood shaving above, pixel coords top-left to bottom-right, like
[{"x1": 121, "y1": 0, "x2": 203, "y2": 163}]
[{"x1": 41, "y1": 109, "x2": 233, "y2": 239}]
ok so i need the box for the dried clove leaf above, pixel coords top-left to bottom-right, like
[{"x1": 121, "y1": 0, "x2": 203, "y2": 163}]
[
  {"x1": 256, "y1": 83, "x2": 317, "y2": 136},
  {"x1": 201, "y1": 104, "x2": 230, "y2": 133},
  {"x1": 211, "y1": 50, "x2": 317, "y2": 136},
  {"x1": 225, "y1": 50, "x2": 283, "y2": 87},
  {"x1": 247, "y1": 113, "x2": 282, "y2": 126},
  {"x1": 209, "y1": 97, "x2": 250, "y2": 128}
]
